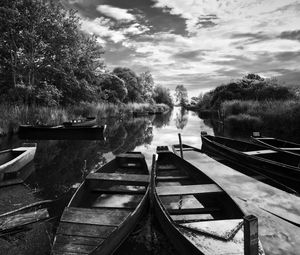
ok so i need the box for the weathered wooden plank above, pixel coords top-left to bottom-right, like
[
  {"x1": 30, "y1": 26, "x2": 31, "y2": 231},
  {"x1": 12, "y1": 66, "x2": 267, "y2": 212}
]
[
  {"x1": 171, "y1": 214, "x2": 214, "y2": 222},
  {"x1": 0, "y1": 208, "x2": 49, "y2": 230},
  {"x1": 156, "y1": 176, "x2": 190, "y2": 181},
  {"x1": 92, "y1": 184, "x2": 146, "y2": 194},
  {"x1": 117, "y1": 153, "x2": 144, "y2": 159},
  {"x1": 156, "y1": 184, "x2": 222, "y2": 196},
  {"x1": 52, "y1": 242, "x2": 95, "y2": 254},
  {"x1": 157, "y1": 170, "x2": 183, "y2": 176},
  {"x1": 91, "y1": 194, "x2": 142, "y2": 209},
  {"x1": 55, "y1": 234, "x2": 104, "y2": 246},
  {"x1": 53, "y1": 252, "x2": 87, "y2": 255},
  {"x1": 87, "y1": 173, "x2": 149, "y2": 185},
  {"x1": 157, "y1": 164, "x2": 177, "y2": 170},
  {"x1": 168, "y1": 207, "x2": 220, "y2": 215},
  {"x1": 61, "y1": 207, "x2": 130, "y2": 226},
  {"x1": 243, "y1": 149, "x2": 277, "y2": 155},
  {"x1": 57, "y1": 222, "x2": 116, "y2": 238}
]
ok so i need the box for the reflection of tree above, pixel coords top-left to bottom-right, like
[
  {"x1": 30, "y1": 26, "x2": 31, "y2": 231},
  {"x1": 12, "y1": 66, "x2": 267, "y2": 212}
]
[
  {"x1": 175, "y1": 108, "x2": 188, "y2": 129},
  {"x1": 29, "y1": 139, "x2": 106, "y2": 199},
  {"x1": 152, "y1": 110, "x2": 172, "y2": 128}
]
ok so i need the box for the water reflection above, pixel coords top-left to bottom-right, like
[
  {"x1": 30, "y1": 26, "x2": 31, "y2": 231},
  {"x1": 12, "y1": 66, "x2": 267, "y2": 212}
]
[{"x1": 175, "y1": 107, "x2": 188, "y2": 129}]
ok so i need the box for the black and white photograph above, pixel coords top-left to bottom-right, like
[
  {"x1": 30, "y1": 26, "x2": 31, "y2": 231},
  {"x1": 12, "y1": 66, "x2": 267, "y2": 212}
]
[{"x1": 0, "y1": 0, "x2": 299, "y2": 254}]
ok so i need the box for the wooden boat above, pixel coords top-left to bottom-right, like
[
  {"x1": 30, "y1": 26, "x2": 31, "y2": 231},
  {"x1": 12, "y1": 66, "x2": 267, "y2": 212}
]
[
  {"x1": 201, "y1": 132, "x2": 300, "y2": 194},
  {"x1": 0, "y1": 143, "x2": 37, "y2": 182},
  {"x1": 152, "y1": 146, "x2": 264, "y2": 255},
  {"x1": 52, "y1": 152, "x2": 150, "y2": 255},
  {"x1": 251, "y1": 132, "x2": 300, "y2": 156},
  {"x1": 18, "y1": 124, "x2": 105, "y2": 140},
  {"x1": 62, "y1": 117, "x2": 97, "y2": 127}
]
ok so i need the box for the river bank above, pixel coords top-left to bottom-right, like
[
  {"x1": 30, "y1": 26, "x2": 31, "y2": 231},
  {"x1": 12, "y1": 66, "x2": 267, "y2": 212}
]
[{"x1": 0, "y1": 102, "x2": 170, "y2": 137}]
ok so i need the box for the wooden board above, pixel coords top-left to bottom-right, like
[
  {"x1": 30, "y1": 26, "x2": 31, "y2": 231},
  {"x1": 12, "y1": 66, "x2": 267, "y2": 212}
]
[
  {"x1": 60, "y1": 207, "x2": 130, "y2": 226},
  {"x1": 168, "y1": 207, "x2": 220, "y2": 215},
  {"x1": 55, "y1": 234, "x2": 104, "y2": 246},
  {"x1": 117, "y1": 153, "x2": 144, "y2": 159},
  {"x1": 243, "y1": 149, "x2": 277, "y2": 155},
  {"x1": 87, "y1": 173, "x2": 149, "y2": 185},
  {"x1": 157, "y1": 164, "x2": 177, "y2": 170},
  {"x1": 156, "y1": 184, "x2": 222, "y2": 196},
  {"x1": 156, "y1": 176, "x2": 190, "y2": 181},
  {"x1": 171, "y1": 214, "x2": 214, "y2": 222},
  {"x1": 52, "y1": 242, "x2": 95, "y2": 254},
  {"x1": 57, "y1": 222, "x2": 116, "y2": 238},
  {"x1": 92, "y1": 184, "x2": 146, "y2": 194},
  {"x1": 180, "y1": 219, "x2": 243, "y2": 241}
]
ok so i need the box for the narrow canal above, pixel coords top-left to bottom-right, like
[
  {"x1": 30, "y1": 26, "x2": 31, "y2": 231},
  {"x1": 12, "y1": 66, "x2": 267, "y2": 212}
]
[{"x1": 0, "y1": 107, "x2": 299, "y2": 254}]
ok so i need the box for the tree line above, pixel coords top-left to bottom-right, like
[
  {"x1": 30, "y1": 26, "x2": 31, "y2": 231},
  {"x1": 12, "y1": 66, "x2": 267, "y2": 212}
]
[
  {"x1": 189, "y1": 74, "x2": 297, "y2": 109},
  {"x1": 0, "y1": 0, "x2": 173, "y2": 107}
]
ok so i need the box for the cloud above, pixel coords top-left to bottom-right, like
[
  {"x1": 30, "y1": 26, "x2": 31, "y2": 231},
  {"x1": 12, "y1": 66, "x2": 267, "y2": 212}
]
[
  {"x1": 96, "y1": 5, "x2": 135, "y2": 22},
  {"x1": 280, "y1": 30, "x2": 300, "y2": 41}
]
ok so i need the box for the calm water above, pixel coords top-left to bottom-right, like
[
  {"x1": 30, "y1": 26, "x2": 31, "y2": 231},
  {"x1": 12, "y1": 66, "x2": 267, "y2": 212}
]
[{"x1": 0, "y1": 107, "x2": 299, "y2": 255}]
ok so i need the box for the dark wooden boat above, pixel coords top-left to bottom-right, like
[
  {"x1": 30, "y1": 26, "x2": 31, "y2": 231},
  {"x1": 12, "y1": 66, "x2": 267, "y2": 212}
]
[
  {"x1": 52, "y1": 152, "x2": 150, "y2": 255},
  {"x1": 18, "y1": 124, "x2": 105, "y2": 140},
  {"x1": 201, "y1": 132, "x2": 300, "y2": 194},
  {"x1": 152, "y1": 146, "x2": 264, "y2": 255},
  {"x1": 0, "y1": 143, "x2": 36, "y2": 182},
  {"x1": 251, "y1": 132, "x2": 300, "y2": 156},
  {"x1": 62, "y1": 117, "x2": 97, "y2": 127}
]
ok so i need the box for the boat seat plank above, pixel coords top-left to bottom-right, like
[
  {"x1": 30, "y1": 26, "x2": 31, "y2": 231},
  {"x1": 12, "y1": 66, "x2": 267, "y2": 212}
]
[
  {"x1": 92, "y1": 188, "x2": 145, "y2": 195},
  {"x1": 156, "y1": 176, "x2": 190, "y2": 181},
  {"x1": 171, "y1": 214, "x2": 214, "y2": 222},
  {"x1": 60, "y1": 207, "x2": 130, "y2": 226},
  {"x1": 116, "y1": 153, "x2": 144, "y2": 159},
  {"x1": 157, "y1": 164, "x2": 177, "y2": 170},
  {"x1": 87, "y1": 173, "x2": 149, "y2": 185},
  {"x1": 52, "y1": 242, "x2": 95, "y2": 254},
  {"x1": 57, "y1": 222, "x2": 116, "y2": 238},
  {"x1": 168, "y1": 207, "x2": 220, "y2": 215},
  {"x1": 156, "y1": 184, "x2": 222, "y2": 196},
  {"x1": 53, "y1": 252, "x2": 87, "y2": 255},
  {"x1": 280, "y1": 147, "x2": 300, "y2": 150},
  {"x1": 91, "y1": 194, "x2": 142, "y2": 209},
  {"x1": 243, "y1": 149, "x2": 277, "y2": 155},
  {"x1": 55, "y1": 234, "x2": 104, "y2": 246}
]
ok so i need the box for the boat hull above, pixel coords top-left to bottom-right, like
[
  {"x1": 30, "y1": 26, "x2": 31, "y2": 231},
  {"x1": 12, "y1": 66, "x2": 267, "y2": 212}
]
[
  {"x1": 18, "y1": 125, "x2": 105, "y2": 140},
  {"x1": 201, "y1": 134, "x2": 300, "y2": 194},
  {"x1": 52, "y1": 152, "x2": 149, "y2": 255},
  {"x1": 0, "y1": 144, "x2": 37, "y2": 181}
]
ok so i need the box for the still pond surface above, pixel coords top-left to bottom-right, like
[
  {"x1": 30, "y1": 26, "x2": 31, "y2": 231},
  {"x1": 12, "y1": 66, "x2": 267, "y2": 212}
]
[{"x1": 0, "y1": 107, "x2": 299, "y2": 255}]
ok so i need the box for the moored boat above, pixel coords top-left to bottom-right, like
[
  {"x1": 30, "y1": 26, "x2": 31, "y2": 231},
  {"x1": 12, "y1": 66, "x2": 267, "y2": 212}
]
[
  {"x1": 201, "y1": 132, "x2": 300, "y2": 194},
  {"x1": 52, "y1": 152, "x2": 150, "y2": 255},
  {"x1": 251, "y1": 132, "x2": 300, "y2": 156},
  {"x1": 152, "y1": 146, "x2": 264, "y2": 255},
  {"x1": 0, "y1": 143, "x2": 37, "y2": 182},
  {"x1": 62, "y1": 117, "x2": 97, "y2": 127},
  {"x1": 18, "y1": 124, "x2": 105, "y2": 140}
]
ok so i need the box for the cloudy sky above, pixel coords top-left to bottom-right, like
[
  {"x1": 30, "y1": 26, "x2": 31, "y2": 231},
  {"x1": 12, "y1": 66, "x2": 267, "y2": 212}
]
[{"x1": 62, "y1": 0, "x2": 300, "y2": 97}]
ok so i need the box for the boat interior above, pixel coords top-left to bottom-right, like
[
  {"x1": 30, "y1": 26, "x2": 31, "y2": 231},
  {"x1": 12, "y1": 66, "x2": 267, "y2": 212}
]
[
  {"x1": 0, "y1": 150, "x2": 24, "y2": 165},
  {"x1": 53, "y1": 153, "x2": 149, "y2": 254},
  {"x1": 155, "y1": 151, "x2": 243, "y2": 224}
]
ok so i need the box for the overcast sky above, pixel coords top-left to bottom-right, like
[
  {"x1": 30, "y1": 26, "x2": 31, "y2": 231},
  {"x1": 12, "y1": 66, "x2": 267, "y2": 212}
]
[{"x1": 62, "y1": 0, "x2": 300, "y2": 97}]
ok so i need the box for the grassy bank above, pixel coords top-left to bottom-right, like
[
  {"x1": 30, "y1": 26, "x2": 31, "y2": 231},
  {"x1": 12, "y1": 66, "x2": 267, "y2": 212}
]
[
  {"x1": 221, "y1": 100, "x2": 300, "y2": 138},
  {"x1": 0, "y1": 102, "x2": 170, "y2": 136}
]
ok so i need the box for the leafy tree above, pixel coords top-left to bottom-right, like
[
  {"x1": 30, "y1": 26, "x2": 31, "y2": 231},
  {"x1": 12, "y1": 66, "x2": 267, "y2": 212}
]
[
  {"x1": 113, "y1": 67, "x2": 142, "y2": 103},
  {"x1": 99, "y1": 74, "x2": 128, "y2": 103},
  {"x1": 153, "y1": 85, "x2": 173, "y2": 107},
  {"x1": 175, "y1": 85, "x2": 188, "y2": 106},
  {"x1": 139, "y1": 71, "x2": 154, "y2": 103}
]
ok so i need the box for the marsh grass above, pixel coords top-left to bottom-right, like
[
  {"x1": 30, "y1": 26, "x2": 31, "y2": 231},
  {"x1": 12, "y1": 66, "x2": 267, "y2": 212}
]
[
  {"x1": 0, "y1": 102, "x2": 170, "y2": 136},
  {"x1": 221, "y1": 100, "x2": 300, "y2": 138}
]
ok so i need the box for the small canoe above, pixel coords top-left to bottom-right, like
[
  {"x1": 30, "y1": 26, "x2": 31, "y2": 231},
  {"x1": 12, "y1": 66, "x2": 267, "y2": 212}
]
[
  {"x1": 62, "y1": 117, "x2": 97, "y2": 127},
  {"x1": 201, "y1": 132, "x2": 300, "y2": 194},
  {"x1": 18, "y1": 125, "x2": 105, "y2": 140},
  {"x1": 251, "y1": 132, "x2": 300, "y2": 156},
  {"x1": 152, "y1": 146, "x2": 264, "y2": 255},
  {"x1": 52, "y1": 152, "x2": 150, "y2": 255},
  {"x1": 0, "y1": 143, "x2": 37, "y2": 182}
]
